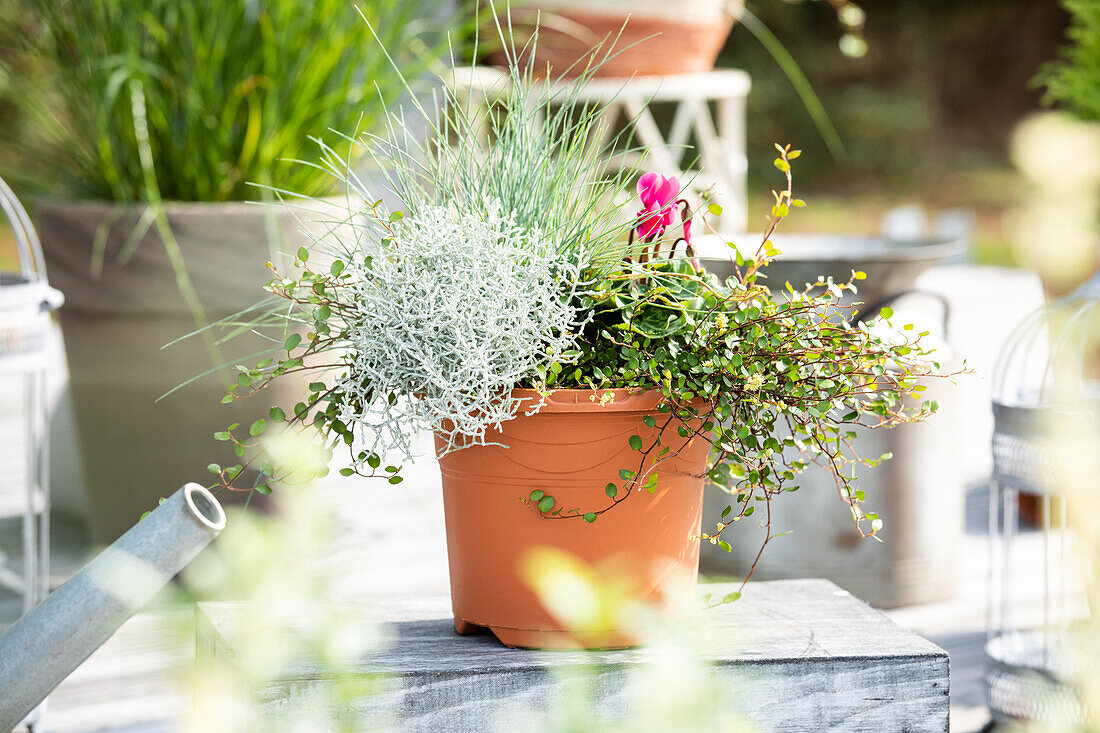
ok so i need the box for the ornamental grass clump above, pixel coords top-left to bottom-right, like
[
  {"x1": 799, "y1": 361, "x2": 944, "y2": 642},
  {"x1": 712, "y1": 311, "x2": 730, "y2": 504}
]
[
  {"x1": 9, "y1": 0, "x2": 447, "y2": 201},
  {"x1": 211, "y1": 36, "x2": 949, "y2": 582}
]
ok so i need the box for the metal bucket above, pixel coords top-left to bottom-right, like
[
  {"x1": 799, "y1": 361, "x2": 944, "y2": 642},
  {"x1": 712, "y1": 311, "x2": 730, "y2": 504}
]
[{"x1": 698, "y1": 233, "x2": 963, "y2": 305}]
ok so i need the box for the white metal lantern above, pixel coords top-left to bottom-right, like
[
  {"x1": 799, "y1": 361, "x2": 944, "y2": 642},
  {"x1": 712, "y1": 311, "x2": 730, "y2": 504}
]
[
  {"x1": 987, "y1": 276, "x2": 1100, "y2": 725},
  {"x1": 0, "y1": 176, "x2": 63, "y2": 615}
]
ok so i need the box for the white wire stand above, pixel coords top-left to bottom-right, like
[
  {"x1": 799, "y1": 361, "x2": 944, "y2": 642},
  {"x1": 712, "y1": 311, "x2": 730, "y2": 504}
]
[
  {"x1": 450, "y1": 67, "x2": 751, "y2": 233},
  {"x1": 1, "y1": 176, "x2": 62, "y2": 731},
  {"x1": 0, "y1": 176, "x2": 63, "y2": 615}
]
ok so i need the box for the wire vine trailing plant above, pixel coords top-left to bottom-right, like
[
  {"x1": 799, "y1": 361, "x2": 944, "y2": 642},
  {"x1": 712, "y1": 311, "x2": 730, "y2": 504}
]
[{"x1": 209, "y1": 22, "x2": 950, "y2": 591}]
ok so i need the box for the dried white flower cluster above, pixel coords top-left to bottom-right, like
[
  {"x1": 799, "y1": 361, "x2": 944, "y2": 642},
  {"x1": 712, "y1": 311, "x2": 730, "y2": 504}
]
[{"x1": 332, "y1": 204, "x2": 583, "y2": 459}]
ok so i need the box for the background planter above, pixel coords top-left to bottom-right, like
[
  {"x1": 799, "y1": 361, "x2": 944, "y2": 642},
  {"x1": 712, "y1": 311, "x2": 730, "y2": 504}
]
[
  {"x1": 436, "y1": 388, "x2": 710, "y2": 649},
  {"x1": 487, "y1": 0, "x2": 742, "y2": 78},
  {"x1": 36, "y1": 199, "x2": 309, "y2": 543}
]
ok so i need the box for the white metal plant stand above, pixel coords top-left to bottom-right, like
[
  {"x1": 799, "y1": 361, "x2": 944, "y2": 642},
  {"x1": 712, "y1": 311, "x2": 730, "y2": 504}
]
[
  {"x1": 452, "y1": 68, "x2": 751, "y2": 232},
  {"x1": 0, "y1": 176, "x2": 62, "y2": 616}
]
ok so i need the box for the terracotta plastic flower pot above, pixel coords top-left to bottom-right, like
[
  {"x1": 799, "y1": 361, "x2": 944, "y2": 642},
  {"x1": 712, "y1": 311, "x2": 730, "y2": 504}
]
[
  {"x1": 487, "y1": 1, "x2": 742, "y2": 79},
  {"x1": 435, "y1": 388, "x2": 710, "y2": 649}
]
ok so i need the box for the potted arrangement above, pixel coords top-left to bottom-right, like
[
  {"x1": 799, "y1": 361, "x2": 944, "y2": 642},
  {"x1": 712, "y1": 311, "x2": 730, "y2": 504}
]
[
  {"x1": 211, "y1": 53, "x2": 944, "y2": 649},
  {"x1": 7, "y1": 0, "x2": 447, "y2": 542}
]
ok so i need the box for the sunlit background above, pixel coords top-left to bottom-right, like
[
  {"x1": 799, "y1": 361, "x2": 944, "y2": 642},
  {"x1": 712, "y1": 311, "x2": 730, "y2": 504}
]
[{"x1": 1, "y1": 2, "x2": 1099, "y2": 732}]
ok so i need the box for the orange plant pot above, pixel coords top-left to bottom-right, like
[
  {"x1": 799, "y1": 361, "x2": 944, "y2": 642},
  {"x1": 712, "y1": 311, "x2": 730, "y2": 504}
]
[
  {"x1": 435, "y1": 388, "x2": 710, "y2": 649},
  {"x1": 486, "y1": 6, "x2": 737, "y2": 79}
]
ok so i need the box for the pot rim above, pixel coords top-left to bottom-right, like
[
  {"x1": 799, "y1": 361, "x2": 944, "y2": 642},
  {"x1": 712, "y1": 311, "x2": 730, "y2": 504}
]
[
  {"x1": 696, "y1": 232, "x2": 964, "y2": 265},
  {"x1": 513, "y1": 387, "x2": 689, "y2": 413},
  {"x1": 32, "y1": 195, "x2": 350, "y2": 217}
]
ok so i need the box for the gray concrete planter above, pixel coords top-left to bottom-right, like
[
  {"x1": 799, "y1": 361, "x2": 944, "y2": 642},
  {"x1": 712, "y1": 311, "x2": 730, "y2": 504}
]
[
  {"x1": 36, "y1": 199, "x2": 308, "y2": 543},
  {"x1": 698, "y1": 233, "x2": 966, "y2": 608}
]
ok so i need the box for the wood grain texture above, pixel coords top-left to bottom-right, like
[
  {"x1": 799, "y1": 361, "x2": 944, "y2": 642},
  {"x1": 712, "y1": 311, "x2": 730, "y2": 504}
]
[{"x1": 198, "y1": 579, "x2": 949, "y2": 732}]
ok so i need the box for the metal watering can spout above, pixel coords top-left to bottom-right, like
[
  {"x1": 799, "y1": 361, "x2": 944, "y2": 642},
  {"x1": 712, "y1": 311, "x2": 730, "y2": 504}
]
[{"x1": 0, "y1": 483, "x2": 226, "y2": 730}]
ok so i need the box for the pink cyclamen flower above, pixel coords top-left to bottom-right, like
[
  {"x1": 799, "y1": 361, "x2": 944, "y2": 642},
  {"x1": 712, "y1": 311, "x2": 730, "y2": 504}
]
[{"x1": 636, "y1": 172, "x2": 680, "y2": 240}]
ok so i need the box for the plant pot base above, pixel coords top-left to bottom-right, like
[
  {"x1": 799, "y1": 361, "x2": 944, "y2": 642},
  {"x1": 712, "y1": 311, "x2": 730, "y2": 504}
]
[{"x1": 453, "y1": 616, "x2": 638, "y2": 650}]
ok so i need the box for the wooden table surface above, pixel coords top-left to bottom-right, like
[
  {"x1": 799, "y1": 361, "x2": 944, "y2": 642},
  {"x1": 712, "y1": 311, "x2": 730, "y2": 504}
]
[{"x1": 198, "y1": 579, "x2": 950, "y2": 733}]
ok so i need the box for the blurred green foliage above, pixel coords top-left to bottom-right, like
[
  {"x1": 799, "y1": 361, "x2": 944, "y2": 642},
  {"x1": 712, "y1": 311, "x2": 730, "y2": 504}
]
[
  {"x1": 1038, "y1": 0, "x2": 1100, "y2": 122},
  {"x1": 0, "y1": 0, "x2": 455, "y2": 202},
  {"x1": 724, "y1": 0, "x2": 1068, "y2": 193},
  {"x1": 0, "y1": 0, "x2": 36, "y2": 171}
]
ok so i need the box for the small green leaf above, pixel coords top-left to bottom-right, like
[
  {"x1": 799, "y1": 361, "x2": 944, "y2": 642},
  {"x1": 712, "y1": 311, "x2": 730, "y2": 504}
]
[
  {"x1": 284, "y1": 333, "x2": 302, "y2": 351},
  {"x1": 583, "y1": 513, "x2": 597, "y2": 523},
  {"x1": 722, "y1": 591, "x2": 741, "y2": 603},
  {"x1": 642, "y1": 414, "x2": 657, "y2": 428},
  {"x1": 537, "y1": 495, "x2": 555, "y2": 512},
  {"x1": 707, "y1": 203, "x2": 724, "y2": 216},
  {"x1": 389, "y1": 211, "x2": 404, "y2": 222},
  {"x1": 628, "y1": 434, "x2": 643, "y2": 450},
  {"x1": 605, "y1": 483, "x2": 618, "y2": 498},
  {"x1": 249, "y1": 419, "x2": 267, "y2": 437},
  {"x1": 529, "y1": 490, "x2": 545, "y2": 501},
  {"x1": 269, "y1": 406, "x2": 286, "y2": 422},
  {"x1": 296, "y1": 247, "x2": 309, "y2": 261},
  {"x1": 330, "y1": 260, "x2": 345, "y2": 276},
  {"x1": 619, "y1": 469, "x2": 635, "y2": 481},
  {"x1": 213, "y1": 431, "x2": 230, "y2": 441},
  {"x1": 880, "y1": 306, "x2": 894, "y2": 319},
  {"x1": 367, "y1": 454, "x2": 381, "y2": 469},
  {"x1": 718, "y1": 541, "x2": 732, "y2": 552},
  {"x1": 388, "y1": 476, "x2": 403, "y2": 485},
  {"x1": 206, "y1": 463, "x2": 221, "y2": 474},
  {"x1": 255, "y1": 484, "x2": 273, "y2": 495}
]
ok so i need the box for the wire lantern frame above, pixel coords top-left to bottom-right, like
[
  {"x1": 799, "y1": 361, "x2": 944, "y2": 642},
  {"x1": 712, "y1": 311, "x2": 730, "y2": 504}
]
[{"x1": 986, "y1": 275, "x2": 1100, "y2": 726}]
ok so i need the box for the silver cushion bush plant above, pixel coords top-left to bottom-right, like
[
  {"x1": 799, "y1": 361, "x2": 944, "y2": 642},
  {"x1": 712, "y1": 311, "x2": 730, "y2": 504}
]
[{"x1": 321, "y1": 203, "x2": 583, "y2": 460}]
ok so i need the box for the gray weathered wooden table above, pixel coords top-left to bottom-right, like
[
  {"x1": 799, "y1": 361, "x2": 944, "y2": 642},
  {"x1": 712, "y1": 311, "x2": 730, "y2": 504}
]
[{"x1": 196, "y1": 579, "x2": 949, "y2": 732}]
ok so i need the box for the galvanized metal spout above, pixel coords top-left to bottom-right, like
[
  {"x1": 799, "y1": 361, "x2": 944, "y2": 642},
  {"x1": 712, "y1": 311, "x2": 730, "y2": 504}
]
[{"x1": 0, "y1": 483, "x2": 225, "y2": 729}]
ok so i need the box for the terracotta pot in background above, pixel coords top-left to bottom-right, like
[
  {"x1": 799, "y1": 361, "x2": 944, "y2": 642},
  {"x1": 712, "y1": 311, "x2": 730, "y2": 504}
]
[
  {"x1": 487, "y1": 0, "x2": 742, "y2": 78},
  {"x1": 436, "y1": 388, "x2": 710, "y2": 649}
]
